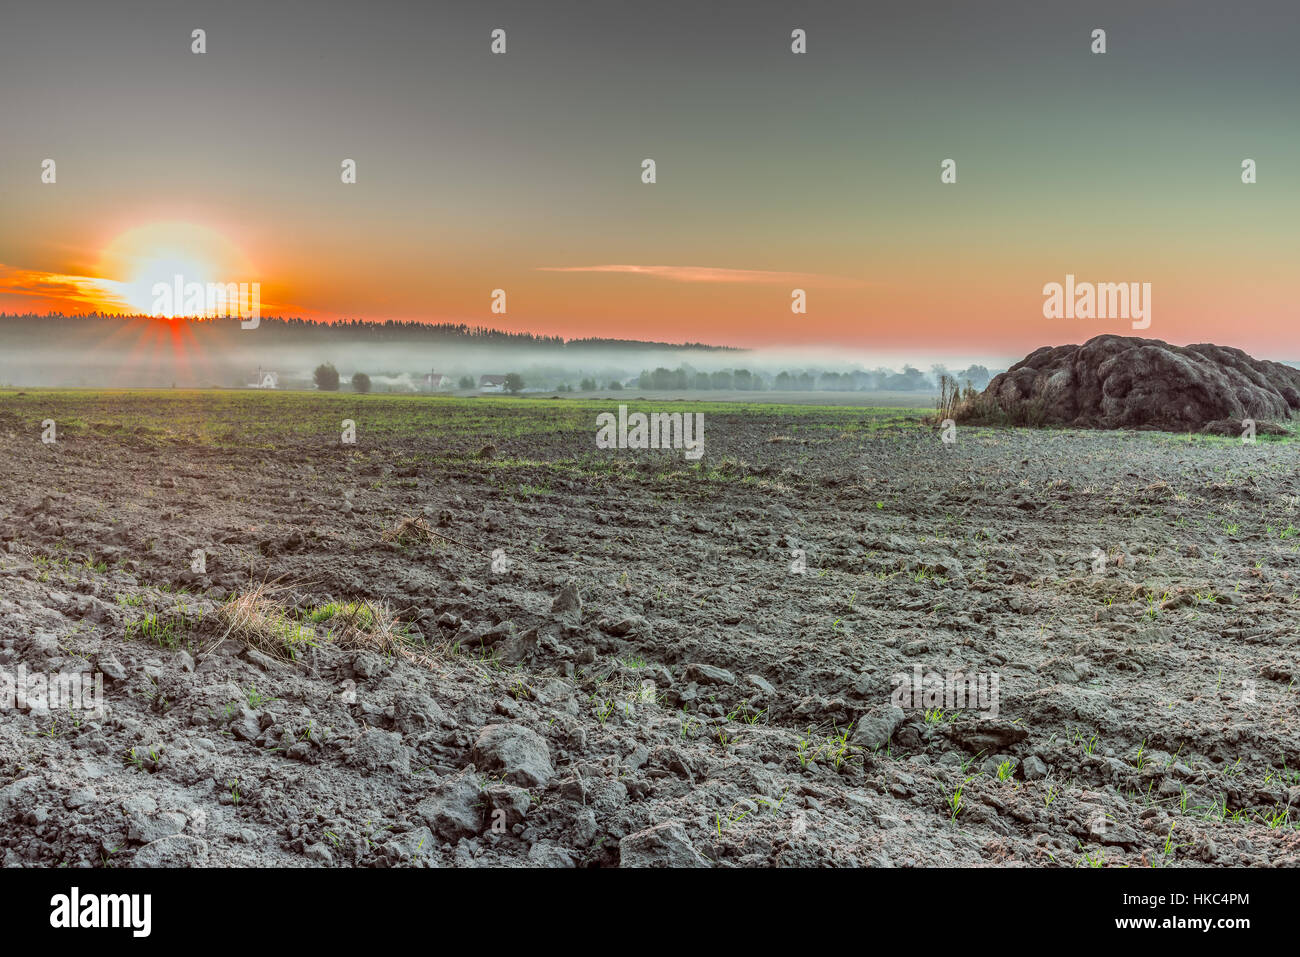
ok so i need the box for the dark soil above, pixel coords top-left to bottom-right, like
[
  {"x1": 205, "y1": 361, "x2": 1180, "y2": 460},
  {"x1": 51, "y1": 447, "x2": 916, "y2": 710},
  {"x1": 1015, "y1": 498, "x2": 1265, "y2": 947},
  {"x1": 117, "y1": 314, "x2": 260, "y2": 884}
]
[{"x1": 1, "y1": 391, "x2": 1299, "y2": 867}]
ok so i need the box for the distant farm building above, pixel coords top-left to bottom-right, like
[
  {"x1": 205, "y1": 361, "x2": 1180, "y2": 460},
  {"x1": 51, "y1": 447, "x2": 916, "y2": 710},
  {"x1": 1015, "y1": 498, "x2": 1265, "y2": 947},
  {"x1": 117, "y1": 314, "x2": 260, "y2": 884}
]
[
  {"x1": 422, "y1": 372, "x2": 451, "y2": 391},
  {"x1": 249, "y1": 369, "x2": 278, "y2": 389},
  {"x1": 479, "y1": 375, "x2": 507, "y2": 393}
]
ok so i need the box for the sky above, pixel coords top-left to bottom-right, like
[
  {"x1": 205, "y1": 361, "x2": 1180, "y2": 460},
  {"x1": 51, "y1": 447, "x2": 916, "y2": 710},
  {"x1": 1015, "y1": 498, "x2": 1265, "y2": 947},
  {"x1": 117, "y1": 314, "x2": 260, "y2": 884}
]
[{"x1": 1, "y1": 0, "x2": 1297, "y2": 367}]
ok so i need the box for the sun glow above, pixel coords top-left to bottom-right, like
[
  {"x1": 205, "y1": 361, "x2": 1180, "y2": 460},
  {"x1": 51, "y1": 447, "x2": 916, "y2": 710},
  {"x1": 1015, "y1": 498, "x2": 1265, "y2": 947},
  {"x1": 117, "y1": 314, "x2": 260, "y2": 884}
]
[{"x1": 96, "y1": 222, "x2": 251, "y2": 317}]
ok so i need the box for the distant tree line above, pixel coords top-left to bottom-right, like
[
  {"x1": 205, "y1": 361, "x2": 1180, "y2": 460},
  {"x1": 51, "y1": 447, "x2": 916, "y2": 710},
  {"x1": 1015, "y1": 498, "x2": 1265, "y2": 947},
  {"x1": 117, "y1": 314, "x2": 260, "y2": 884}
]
[
  {"x1": 632, "y1": 364, "x2": 992, "y2": 392},
  {"x1": 0, "y1": 314, "x2": 736, "y2": 352},
  {"x1": 556, "y1": 379, "x2": 624, "y2": 392}
]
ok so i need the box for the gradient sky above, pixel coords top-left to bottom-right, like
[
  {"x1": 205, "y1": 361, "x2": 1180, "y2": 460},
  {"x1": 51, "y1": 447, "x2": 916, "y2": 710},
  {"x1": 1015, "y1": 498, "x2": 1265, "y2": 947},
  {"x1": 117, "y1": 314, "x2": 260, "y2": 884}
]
[{"x1": 1, "y1": 0, "x2": 1297, "y2": 365}]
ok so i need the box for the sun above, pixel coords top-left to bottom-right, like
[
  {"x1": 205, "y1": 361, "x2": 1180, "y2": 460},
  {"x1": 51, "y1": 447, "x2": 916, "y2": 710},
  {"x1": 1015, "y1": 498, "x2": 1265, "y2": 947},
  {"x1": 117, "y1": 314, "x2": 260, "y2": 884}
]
[{"x1": 97, "y1": 222, "x2": 251, "y2": 317}]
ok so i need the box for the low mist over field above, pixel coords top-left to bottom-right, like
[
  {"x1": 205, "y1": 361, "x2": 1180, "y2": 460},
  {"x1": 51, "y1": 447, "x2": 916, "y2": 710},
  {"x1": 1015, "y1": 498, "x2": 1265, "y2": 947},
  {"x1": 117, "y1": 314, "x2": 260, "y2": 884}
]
[{"x1": 0, "y1": 314, "x2": 996, "y2": 393}]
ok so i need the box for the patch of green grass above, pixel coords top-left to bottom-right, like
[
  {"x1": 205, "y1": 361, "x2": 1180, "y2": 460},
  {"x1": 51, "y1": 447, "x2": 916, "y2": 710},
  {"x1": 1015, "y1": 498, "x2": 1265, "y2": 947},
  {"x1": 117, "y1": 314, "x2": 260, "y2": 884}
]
[
  {"x1": 124, "y1": 611, "x2": 194, "y2": 650},
  {"x1": 307, "y1": 601, "x2": 374, "y2": 629},
  {"x1": 949, "y1": 774, "x2": 976, "y2": 822},
  {"x1": 0, "y1": 390, "x2": 933, "y2": 448}
]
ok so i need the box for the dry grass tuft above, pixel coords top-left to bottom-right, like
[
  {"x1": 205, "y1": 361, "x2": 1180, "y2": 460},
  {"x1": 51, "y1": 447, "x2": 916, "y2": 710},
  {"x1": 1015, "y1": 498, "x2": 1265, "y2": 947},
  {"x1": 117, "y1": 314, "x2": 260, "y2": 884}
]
[
  {"x1": 211, "y1": 582, "x2": 444, "y2": 671},
  {"x1": 211, "y1": 580, "x2": 319, "y2": 662},
  {"x1": 935, "y1": 375, "x2": 966, "y2": 422},
  {"x1": 381, "y1": 515, "x2": 481, "y2": 554},
  {"x1": 325, "y1": 599, "x2": 440, "y2": 669},
  {"x1": 381, "y1": 515, "x2": 435, "y2": 543},
  {"x1": 936, "y1": 374, "x2": 1050, "y2": 428}
]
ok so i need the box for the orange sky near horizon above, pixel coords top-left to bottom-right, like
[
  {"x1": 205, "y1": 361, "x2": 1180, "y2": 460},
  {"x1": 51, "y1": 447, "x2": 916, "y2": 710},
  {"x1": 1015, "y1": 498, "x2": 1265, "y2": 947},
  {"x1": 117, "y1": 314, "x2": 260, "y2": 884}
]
[{"x1": 1, "y1": 224, "x2": 1292, "y2": 364}]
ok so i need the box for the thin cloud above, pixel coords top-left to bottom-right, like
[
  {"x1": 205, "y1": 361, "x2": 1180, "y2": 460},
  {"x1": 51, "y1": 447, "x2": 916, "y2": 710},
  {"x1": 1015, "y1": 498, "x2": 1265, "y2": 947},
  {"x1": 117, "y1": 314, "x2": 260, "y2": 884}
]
[
  {"x1": 0, "y1": 264, "x2": 310, "y2": 318},
  {"x1": 537, "y1": 264, "x2": 867, "y2": 288},
  {"x1": 0, "y1": 264, "x2": 127, "y2": 310}
]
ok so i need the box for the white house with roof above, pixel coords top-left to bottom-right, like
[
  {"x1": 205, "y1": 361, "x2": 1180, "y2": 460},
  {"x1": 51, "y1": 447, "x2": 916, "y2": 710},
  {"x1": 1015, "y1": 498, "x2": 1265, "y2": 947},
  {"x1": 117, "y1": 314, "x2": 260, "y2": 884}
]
[{"x1": 249, "y1": 368, "x2": 278, "y2": 389}]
